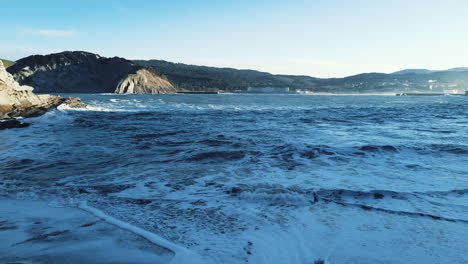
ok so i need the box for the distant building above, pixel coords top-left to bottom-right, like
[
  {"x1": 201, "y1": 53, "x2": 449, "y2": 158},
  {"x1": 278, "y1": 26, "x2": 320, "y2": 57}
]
[{"x1": 247, "y1": 87, "x2": 290, "y2": 93}]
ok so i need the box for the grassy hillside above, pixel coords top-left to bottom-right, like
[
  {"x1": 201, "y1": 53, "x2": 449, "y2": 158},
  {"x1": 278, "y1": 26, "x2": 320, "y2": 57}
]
[
  {"x1": 135, "y1": 59, "x2": 319, "y2": 91},
  {"x1": 1, "y1": 59, "x2": 15, "y2": 68},
  {"x1": 135, "y1": 59, "x2": 468, "y2": 93}
]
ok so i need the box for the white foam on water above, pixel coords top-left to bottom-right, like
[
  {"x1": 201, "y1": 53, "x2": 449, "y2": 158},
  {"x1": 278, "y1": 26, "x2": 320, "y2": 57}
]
[
  {"x1": 244, "y1": 203, "x2": 468, "y2": 264},
  {"x1": 3, "y1": 94, "x2": 468, "y2": 263},
  {"x1": 28, "y1": 108, "x2": 76, "y2": 124},
  {"x1": 57, "y1": 103, "x2": 128, "y2": 112}
]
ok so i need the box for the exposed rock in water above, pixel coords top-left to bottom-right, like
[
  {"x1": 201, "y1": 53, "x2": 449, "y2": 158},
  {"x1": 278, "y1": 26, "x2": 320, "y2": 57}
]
[
  {"x1": 7, "y1": 51, "x2": 177, "y2": 94},
  {"x1": 0, "y1": 60, "x2": 87, "y2": 120},
  {"x1": 0, "y1": 119, "x2": 30, "y2": 130},
  {"x1": 48, "y1": 96, "x2": 89, "y2": 109}
]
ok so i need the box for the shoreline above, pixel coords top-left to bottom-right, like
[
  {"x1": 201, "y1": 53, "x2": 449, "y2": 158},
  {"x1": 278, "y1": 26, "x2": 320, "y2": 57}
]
[{"x1": 0, "y1": 198, "x2": 175, "y2": 264}]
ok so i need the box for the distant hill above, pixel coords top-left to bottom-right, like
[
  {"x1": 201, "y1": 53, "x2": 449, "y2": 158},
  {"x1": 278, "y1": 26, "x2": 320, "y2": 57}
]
[
  {"x1": 392, "y1": 67, "x2": 468, "y2": 75},
  {"x1": 0, "y1": 59, "x2": 15, "y2": 68},
  {"x1": 7, "y1": 51, "x2": 176, "y2": 94},
  {"x1": 392, "y1": 69, "x2": 435, "y2": 75},
  {"x1": 6, "y1": 51, "x2": 468, "y2": 93},
  {"x1": 136, "y1": 59, "x2": 468, "y2": 93},
  {"x1": 446, "y1": 67, "x2": 468, "y2": 72},
  {"x1": 134, "y1": 60, "x2": 319, "y2": 91},
  {"x1": 330, "y1": 70, "x2": 468, "y2": 93}
]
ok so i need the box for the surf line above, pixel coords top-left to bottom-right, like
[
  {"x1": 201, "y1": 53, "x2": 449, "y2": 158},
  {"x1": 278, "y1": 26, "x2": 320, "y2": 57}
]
[
  {"x1": 315, "y1": 197, "x2": 468, "y2": 224},
  {"x1": 79, "y1": 201, "x2": 210, "y2": 264}
]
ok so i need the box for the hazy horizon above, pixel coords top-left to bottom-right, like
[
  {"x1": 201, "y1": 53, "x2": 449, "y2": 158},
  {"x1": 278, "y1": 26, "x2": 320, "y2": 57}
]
[{"x1": 1, "y1": 0, "x2": 467, "y2": 78}]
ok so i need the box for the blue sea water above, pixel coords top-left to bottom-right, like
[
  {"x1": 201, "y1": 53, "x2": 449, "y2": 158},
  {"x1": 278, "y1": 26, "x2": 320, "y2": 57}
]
[{"x1": 1, "y1": 94, "x2": 468, "y2": 263}]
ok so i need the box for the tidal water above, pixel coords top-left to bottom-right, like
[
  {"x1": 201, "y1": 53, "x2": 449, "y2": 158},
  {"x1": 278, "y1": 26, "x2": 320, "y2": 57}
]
[{"x1": 1, "y1": 94, "x2": 467, "y2": 263}]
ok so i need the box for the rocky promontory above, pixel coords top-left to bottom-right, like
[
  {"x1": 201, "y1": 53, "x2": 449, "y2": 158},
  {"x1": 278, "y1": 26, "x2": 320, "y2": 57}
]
[
  {"x1": 0, "y1": 60, "x2": 85, "y2": 124},
  {"x1": 7, "y1": 51, "x2": 176, "y2": 94}
]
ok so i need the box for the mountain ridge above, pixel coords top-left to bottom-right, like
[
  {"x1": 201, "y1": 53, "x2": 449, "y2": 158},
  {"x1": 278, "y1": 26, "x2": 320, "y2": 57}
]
[
  {"x1": 136, "y1": 59, "x2": 468, "y2": 93},
  {"x1": 391, "y1": 67, "x2": 468, "y2": 75},
  {"x1": 6, "y1": 51, "x2": 468, "y2": 93},
  {"x1": 7, "y1": 51, "x2": 176, "y2": 94}
]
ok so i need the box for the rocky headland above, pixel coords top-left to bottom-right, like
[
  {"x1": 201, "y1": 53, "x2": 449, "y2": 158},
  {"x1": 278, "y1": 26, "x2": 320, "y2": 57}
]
[
  {"x1": 7, "y1": 51, "x2": 176, "y2": 94},
  {"x1": 0, "y1": 60, "x2": 86, "y2": 128}
]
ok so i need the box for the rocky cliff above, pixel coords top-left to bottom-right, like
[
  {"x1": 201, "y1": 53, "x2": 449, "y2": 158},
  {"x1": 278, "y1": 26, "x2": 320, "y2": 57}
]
[
  {"x1": 115, "y1": 68, "x2": 175, "y2": 94},
  {"x1": 0, "y1": 60, "x2": 85, "y2": 120},
  {"x1": 8, "y1": 51, "x2": 176, "y2": 94}
]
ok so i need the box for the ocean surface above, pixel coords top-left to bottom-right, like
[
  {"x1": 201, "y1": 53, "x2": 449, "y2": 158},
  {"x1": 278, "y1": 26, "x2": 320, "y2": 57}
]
[{"x1": 1, "y1": 94, "x2": 468, "y2": 263}]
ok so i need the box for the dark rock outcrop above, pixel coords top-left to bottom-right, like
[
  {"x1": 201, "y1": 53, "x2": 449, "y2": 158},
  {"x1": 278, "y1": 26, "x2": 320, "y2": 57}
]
[
  {"x1": 8, "y1": 51, "x2": 176, "y2": 94},
  {"x1": 0, "y1": 119, "x2": 30, "y2": 130}
]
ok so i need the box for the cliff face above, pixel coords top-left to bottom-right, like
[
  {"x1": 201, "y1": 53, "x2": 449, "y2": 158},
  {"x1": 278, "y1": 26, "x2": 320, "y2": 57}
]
[
  {"x1": 0, "y1": 60, "x2": 54, "y2": 118},
  {"x1": 8, "y1": 51, "x2": 176, "y2": 94},
  {"x1": 115, "y1": 69, "x2": 175, "y2": 94},
  {"x1": 0, "y1": 60, "x2": 85, "y2": 119}
]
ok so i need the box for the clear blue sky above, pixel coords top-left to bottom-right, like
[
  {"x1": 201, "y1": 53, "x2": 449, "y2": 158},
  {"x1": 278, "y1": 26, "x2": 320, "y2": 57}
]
[{"x1": 1, "y1": 0, "x2": 467, "y2": 77}]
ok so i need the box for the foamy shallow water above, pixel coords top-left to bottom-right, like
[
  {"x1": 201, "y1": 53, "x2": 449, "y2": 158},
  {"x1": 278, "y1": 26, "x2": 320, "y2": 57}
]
[{"x1": 1, "y1": 94, "x2": 467, "y2": 263}]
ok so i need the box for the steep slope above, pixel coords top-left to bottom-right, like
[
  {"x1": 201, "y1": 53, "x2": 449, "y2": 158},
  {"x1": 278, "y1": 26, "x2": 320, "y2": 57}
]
[
  {"x1": 0, "y1": 59, "x2": 15, "y2": 68},
  {"x1": 8, "y1": 51, "x2": 176, "y2": 94},
  {"x1": 115, "y1": 69, "x2": 175, "y2": 94}
]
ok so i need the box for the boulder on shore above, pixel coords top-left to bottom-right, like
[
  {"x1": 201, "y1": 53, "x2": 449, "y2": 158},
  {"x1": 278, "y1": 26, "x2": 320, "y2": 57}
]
[{"x1": 0, "y1": 60, "x2": 86, "y2": 120}]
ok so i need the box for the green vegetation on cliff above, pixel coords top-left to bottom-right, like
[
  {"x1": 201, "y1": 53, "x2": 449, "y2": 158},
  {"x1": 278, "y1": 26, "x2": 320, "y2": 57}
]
[
  {"x1": 134, "y1": 60, "x2": 319, "y2": 92},
  {"x1": 0, "y1": 59, "x2": 15, "y2": 68}
]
